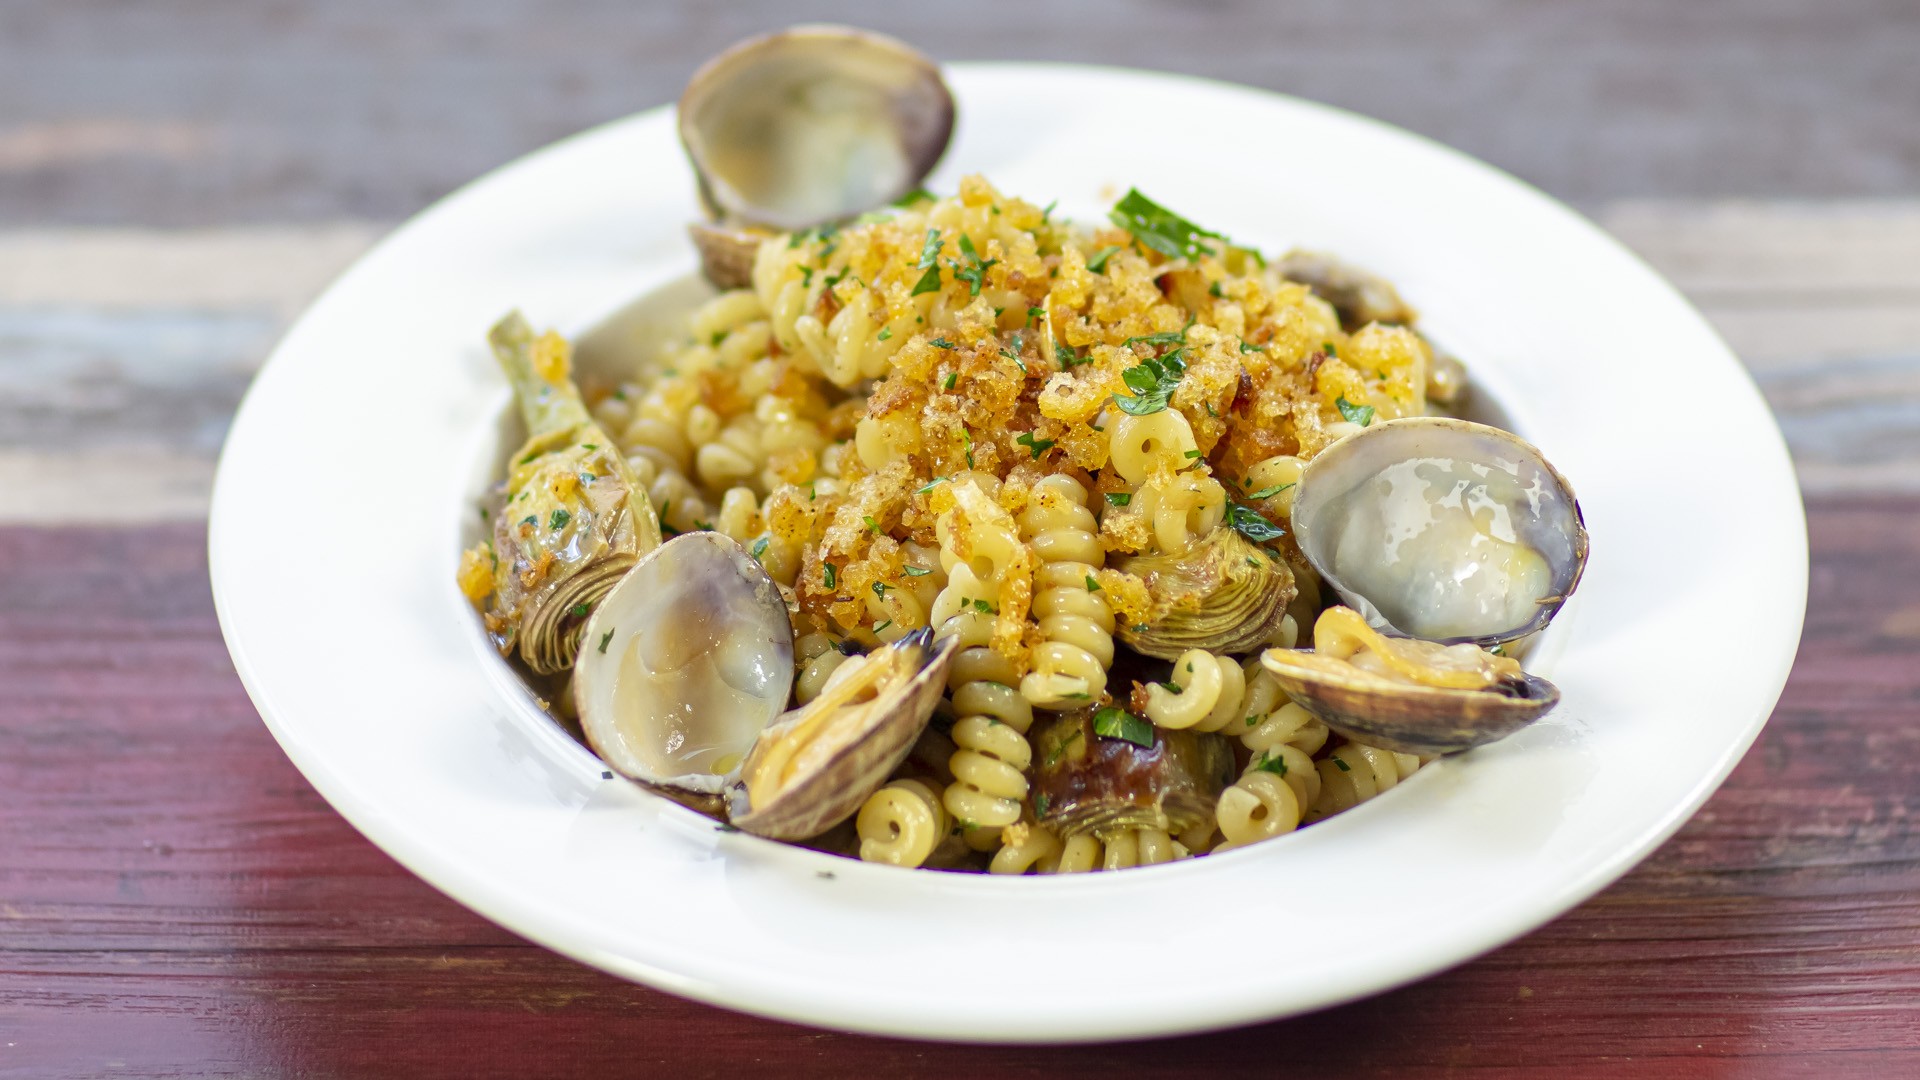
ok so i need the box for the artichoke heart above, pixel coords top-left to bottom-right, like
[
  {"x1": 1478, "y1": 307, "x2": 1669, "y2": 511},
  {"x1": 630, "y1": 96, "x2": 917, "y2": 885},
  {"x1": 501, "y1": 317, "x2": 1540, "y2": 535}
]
[
  {"x1": 472, "y1": 311, "x2": 663, "y2": 675},
  {"x1": 1114, "y1": 526, "x2": 1296, "y2": 660},
  {"x1": 1031, "y1": 709, "x2": 1234, "y2": 840}
]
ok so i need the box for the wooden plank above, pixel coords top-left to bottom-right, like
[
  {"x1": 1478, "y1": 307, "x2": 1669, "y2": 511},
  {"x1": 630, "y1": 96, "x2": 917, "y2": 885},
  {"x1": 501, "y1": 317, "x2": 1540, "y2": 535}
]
[
  {"x1": 1, "y1": 500, "x2": 1917, "y2": 1074},
  {"x1": 4, "y1": 0, "x2": 1920, "y2": 227}
]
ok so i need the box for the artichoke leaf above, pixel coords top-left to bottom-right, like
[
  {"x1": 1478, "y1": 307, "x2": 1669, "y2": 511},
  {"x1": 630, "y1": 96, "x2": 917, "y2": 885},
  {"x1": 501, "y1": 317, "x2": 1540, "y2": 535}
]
[{"x1": 479, "y1": 310, "x2": 662, "y2": 674}]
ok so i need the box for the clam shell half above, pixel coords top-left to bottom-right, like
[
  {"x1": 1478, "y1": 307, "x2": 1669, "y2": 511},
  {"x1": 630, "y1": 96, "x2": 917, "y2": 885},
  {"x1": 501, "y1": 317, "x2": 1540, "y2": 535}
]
[
  {"x1": 1260, "y1": 647, "x2": 1560, "y2": 756},
  {"x1": 678, "y1": 25, "x2": 954, "y2": 231}
]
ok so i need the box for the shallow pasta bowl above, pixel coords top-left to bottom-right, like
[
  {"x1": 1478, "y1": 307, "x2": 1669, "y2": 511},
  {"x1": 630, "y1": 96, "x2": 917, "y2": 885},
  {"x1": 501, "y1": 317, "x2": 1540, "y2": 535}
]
[{"x1": 209, "y1": 63, "x2": 1806, "y2": 1042}]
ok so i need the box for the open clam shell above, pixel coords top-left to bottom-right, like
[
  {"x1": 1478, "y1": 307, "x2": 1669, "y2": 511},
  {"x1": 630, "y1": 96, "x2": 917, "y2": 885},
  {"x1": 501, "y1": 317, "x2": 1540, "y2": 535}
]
[
  {"x1": 678, "y1": 25, "x2": 954, "y2": 231},
  {"x1": 573, "y1": 533, "x2": 795, "y2": 796},
  {"x1": 1260, "y1": 647, "x2": 1559, "y2": 756},
  {"x1": 1291, "y1": 417, "x2": 1588, "y2": 646},
  {"x1": 730, "y1": 629, "x2": 959, "y2": 841}
]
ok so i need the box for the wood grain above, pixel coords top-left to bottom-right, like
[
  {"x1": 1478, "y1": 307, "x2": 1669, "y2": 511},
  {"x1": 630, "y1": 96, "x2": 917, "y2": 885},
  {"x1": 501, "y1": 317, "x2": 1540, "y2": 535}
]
[
  {"x1": 1, "y1": 501, "x2": 1915, "y2": 1076},
  {"x1": 4, "y1": 0, "x2": 1920, "y2": 227}
]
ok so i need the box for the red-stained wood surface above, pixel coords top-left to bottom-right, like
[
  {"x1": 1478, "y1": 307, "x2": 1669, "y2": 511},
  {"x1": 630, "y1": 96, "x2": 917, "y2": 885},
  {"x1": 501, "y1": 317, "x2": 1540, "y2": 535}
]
[{"x1": 2, "y1": 500, "x2": 1917, "y2": 1078}]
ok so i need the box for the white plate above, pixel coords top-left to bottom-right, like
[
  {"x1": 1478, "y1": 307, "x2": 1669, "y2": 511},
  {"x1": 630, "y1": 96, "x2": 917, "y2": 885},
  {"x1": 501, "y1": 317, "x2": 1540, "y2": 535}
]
[{"x1": 210, "y1": 63, "x2": 1806, "y2": 1042}]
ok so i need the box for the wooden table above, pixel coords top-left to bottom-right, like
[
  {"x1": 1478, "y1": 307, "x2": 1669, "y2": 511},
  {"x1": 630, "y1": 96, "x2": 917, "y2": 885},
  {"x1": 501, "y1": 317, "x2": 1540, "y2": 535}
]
[{"x1": 4, "y1": 2, "x2": 1918, "y2": 1075}]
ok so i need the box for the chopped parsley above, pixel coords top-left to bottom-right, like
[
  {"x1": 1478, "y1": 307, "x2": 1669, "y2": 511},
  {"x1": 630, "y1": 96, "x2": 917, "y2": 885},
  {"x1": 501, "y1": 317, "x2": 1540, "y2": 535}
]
[
  {"x1": 1027, "y1": 305, "x2": 1046, "y2": 321},
  {"x1": 518, "y1": 451, "x2": 540, "y2": 465},
  {"x1": 971, "y1": 598, "x2": 994, "y2": 615},
  {"x1": 822, "y1": 563, "x2": 837, "y2": 590},
  {"x1": 903, "y1": 565, "x2": 933, "y2": 577},
  {"x1": 1041, "y1": 199, "x2": 1058, "y2": 222},
  {"x1": 1108, "y1": 188, "x2": 1224, "y2": 259},
  {"x1": 1322, "y1": 341, "x2": 1339, "y2": 358},
  {"x1": 1332, "y1": 755, "x2": 1352, "y2": 772},
  {"x1": 1085, "y1": 575, "x2": 1102, "y2": 592},
  {"x1": 750, "y1": 536, "x2": 771, "y2": 559},
  {"x1": 1209, "y1": 281, "x2": 1224, "y2": 298},
  {"x1": 871, "y1": 581, "x2": 893, "y2": 600},
  {"x1": 878, "y1": 326, "x2": 893, "y2": 341},
  {"x1": 893, "y1": 187, "x2": 936, "y2": 207},
  {"x1": 1085, "y1": 245, "x2": 1124, "y2": 273},
  {"x1": 930, "y1": 337, "x2": 956, "y2": 349},
  {"x1": 873, "y1": 620, "x2": 892, "y2": 633},
  {"x1": 569, "y1": 602, "x2": 590, "y2": 618},
  {"x1": 916, "y1": 476, "x2": 949, "y2": 495},
  {"x1": 1105, "y1": 492, "x2": 1132, "y2": 507},
  {"x1": 952, "y1": 234, "x2": 998, "y2": 297},
  {"x1": 799, "y1": 265, "x2": 813, "y2": 287},
  {"x1": 911, "y1": 228, "x2": 945, "y2": 295},
  {"x1": 1016, "y1": 431, "x2": 1055, "y2": 459},
  {"x1": 1183, "y1": 449, "x2": 1203, "y2": 460},
  {"x1": 1114, "y1": 351, "x2": 1187, "y2": 416},
  {"x1": 1227, "y1": 504, "x2": 1286, "y2": 543},
  {"x1": 548, "y1": 509, "x2": 571, "y2": 530},
  {"x1": 943, "y1": 372, "x2": 958, "y2": 390},
  {"x1": 1034, "y1": 792, "x2": 1050, "y2": 818},
  {"x1": 1252, "y1": 752, "x2": 1288, "y2": 776},
  {"x1": 1239, "y1": 341, "x2": 1267, "y2": 354},
  {"x1": 864, "y1": 515, "x2": 882, "y2": 533},
  {"x1": 1247, "y1": 482, "x2": 1296, "y2": 500},
  {"x1": 710, "y1": 330, "x2": 726, "y2": 347},
  {"x1": 1336, "y1": 396, "x2": 1377, "y2": 427},
  {"x1": 1124, "y1": 328, "x2": 1188, "y2": 349},
  {"x1": 1092, "y1": 706, "x2": 1156, "y2": 749}
]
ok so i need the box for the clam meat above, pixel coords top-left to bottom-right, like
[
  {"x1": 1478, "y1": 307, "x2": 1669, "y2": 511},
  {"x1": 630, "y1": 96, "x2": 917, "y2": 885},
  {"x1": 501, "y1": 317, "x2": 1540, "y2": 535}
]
[
  {"x1": 731, "y1": 628, "x2": 959, "y2": 840},
  {"x1": 1262, "y1": 606, "x2": 1560, "y2": 755},
  {"x1": 1289, "y1": 416, "x2": 1587, "y2": 646},
  {"x1": 574, "y1": 533, "x2": 794, "y2": 795}
]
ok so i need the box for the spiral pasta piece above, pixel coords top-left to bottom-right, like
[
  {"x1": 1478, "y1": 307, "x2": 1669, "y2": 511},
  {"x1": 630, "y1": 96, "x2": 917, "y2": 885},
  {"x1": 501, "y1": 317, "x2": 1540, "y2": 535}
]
[
  {"x1": 1017, "y1": 475, "x2": 1114, "y2": 708},
  {"x1": 989, "y1": 821, "x2": 1063, "y2": 875},
  {"x1": 1309, "y1": 740, "x2": 1428, "y2": 821},
  {"x1": 943, "y1": 679, "x2": 1035, "y2": 832},
  {"x1": 857, "y1": 779, "x2": 950, "y2": 868},
  {"x1": 1143, "y1": 650, "x2": 1247, "y2": 732},
  {"x1": 1214, "y1": 771, "x2": 1303, "y2": 851}
]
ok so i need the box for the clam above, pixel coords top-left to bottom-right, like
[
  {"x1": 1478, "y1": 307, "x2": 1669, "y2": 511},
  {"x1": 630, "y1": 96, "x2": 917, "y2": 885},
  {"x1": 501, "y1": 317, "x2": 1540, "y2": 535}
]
[
  {"x1": 1114, "y1": 526, "x2": 1297, "y2": 660},
  {"x1": 574, "y1": 533, "x2": 794, "y2": 795},
  {"x1": 678, "y1": 25, "x2": 954, "y2": 232},
  {"x1": 479, "y1": 311, "x2": 661, "y2": 675},
  {"x1": 730, "y1": 628, "x2": 959, "y2": 840},
  {"x1": 688, "y1": 222, "x2": 776, "y2": 291},
  {"x1": 1262, "y1": 606, "x2": 1559, "y2": 755},
  {"x1": 1031, "y1": 709, "x2": 1235, "y2": 840},
  {"x1": 1291, "y1": 417, "x2": 1587, "y2": 646},
  {"x1": 1275, "y1": 250, "x2": 1416, "y2": 330}
]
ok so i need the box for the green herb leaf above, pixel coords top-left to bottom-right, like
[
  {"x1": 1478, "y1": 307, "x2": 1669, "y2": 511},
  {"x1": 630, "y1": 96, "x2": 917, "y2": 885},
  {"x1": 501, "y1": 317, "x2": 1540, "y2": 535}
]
[
  {"x1": 863, "y1": 515, "x2": 881, "y2": 533},
  {"x1": 1247, "y1": 482, "x2": 1296, "y2": 500},
  {"x1": 799, "y1": 265, "x2": 813, "y2": 287},
  {"x1": 1252, "y1": 752, "x2": 1288, "y2": 776},
  {"x1": 1093, "y1": 707, "x2": 1156, "y2": 749},
  {"x1": 1113, "y1": 350, "x2": 1188, "y2": 415},
  {"x1": 872, "y1": 620, "x2": 892, "y2": 633},
  {"x1": 916, "y1": 476, "x2": 949, "y2": 495},
  {"x1": 911, "y1": 264, "x2": 943, "y2": 296},
  {"x1": 548, "y1": 509, "x2": 571, "y2": 530},
  {"x1": 878, "y1": 326, "x2": 893, "y2": 341},
  {"x1": 1209, "y1": 281, "x2": 1224, "y2": 298},
  {"x1": 1227, "y1": 504, "x2": 1285, "y2": 543},
  {"x1": 893, "y1": 187, "x2": 935, "y2": 207},
  {"x1": 1124, "y1": 329, "x2": 1187, "y2": 349},
  {"x1": 871, "y1": 581, "x2": 892, "y2": 600},
  {"x1": 1336, "y1": 396, "x2": 1376, "y2": 427},
  {"x1": 917, "y1": 228, "x2": 942, "y2": 268},
  {"x1": 903, "y1": 564, "x2": 933, "y2": 576},
  {"x1": 750, "y1": 536, "x2": 771, "y2": 559},
  {"x1": 1027, "y1": 305, "x2": 1045, "y2": 321},
  {"x1": 1016, "y1": 431, "x2": 1055, "y2": 459},
  {"x1": 1332, "y1": 755, "x2": 1352, "y2": 772},
  {"x1": 971, "y1": 598, "x2": 993, "y2": 615},
  {"x1": 1322, "y1": 341, "x2": 1339, "y2": 358},
  {"x1": 569, "y1": 602, "x2": 590, "y2": 618},
  {"x1": 1034, "y1": 792, "x2": 1050, "y2": 818},
  {"x1": 822, "y1": 563, "x2": 837, "y2": 590},
  {"x1": 1105, "y1": 492, "x2": 1132, "y2": 507},
  {"x1": 598, "y1": 629, "x2": 615, "y2": 654},
  {"x1": 1239, "y1": 341, "x2": 1267, "y2": 353},
  {"x1": 1086, "y1": 245, "x2": 1124, "y2": 273},
  {"x1": 943, "y1": 372, "x2": 958, "y2": 390},
  {"x1": 952, "y1": 234, "x2": 999, "y2": 297},
  {"x1": 1108, "y1": 188, "x2": 1224, "y2": 259},
  {"x1": 1085, "y1": 574, "x2": 1102, "y2": 592},
  {"x1": 1041, "y1": 199, "x2": 1058, "y2": 222},
  {"x1": 930, "y1": 337, "x2": 956, "y2": 349}
]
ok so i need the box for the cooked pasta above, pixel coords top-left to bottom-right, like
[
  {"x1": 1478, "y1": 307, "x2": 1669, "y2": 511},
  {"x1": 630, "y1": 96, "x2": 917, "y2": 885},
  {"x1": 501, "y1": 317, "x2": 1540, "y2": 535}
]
[{"x1": 476, "y1": 174, "x2": 1534, "y2": 876}]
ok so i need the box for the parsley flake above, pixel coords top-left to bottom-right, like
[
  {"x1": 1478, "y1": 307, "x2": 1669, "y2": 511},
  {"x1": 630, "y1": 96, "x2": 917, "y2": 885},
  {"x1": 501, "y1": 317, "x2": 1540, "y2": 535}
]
[
  {"x1": 1085, "y1": 574, "x2": 1102, "y2": 592},
  {"x1": 1227, "y1": 504, "x2": 1286, "y2": 543},
  {"x1": 1247, "y1": 482, "x2": 1296, "y2": 500},
  {"x1": 1336, "y1": 396, "x2": 1376, "y2": 427},
  {"x1": 930, "y1": 337, "x2": 956, "y2": 349},
  {"x1": 1105, "y1": 492, "x2": 1132, "y2": 507},
  {"x1": 1253, "y1": 752, "x2": 1288, "y2": 776},
  {"x1": 1114, "y1": 351, "x2": 1187, "y2": 415},
  {"x1": 1086, "y1": 245, "x2": 1124, "y2": 273},
  {"x1": 943, "y1": 372, "x2": 958, "y2": 390},
  {"x1": 1333, "y1": 756, "x2": 1352, "y2": 772},
  {"x1": 904, "y1": 565, "x2": 933, "y2": 577},
  {"x1": 750, "y1": 536, "x2": 771, "y2": 559},
  {"x1": 569, "y1": 602, "x2": 589, "y2": 618},
  {"x1": 878, "y1": 326, "x2": 893, "y2": 341},
  {"x1": 863, "y1": 515, "x2": 881, "y2": 533},
  {"x1": 952, "y1": 234, "x2": 999, "y2": 297},
  {"x1": 916, "y1": 476, "x2": 949, "y2": 495},
  {"x1": 1093, "y1": 707, "x2": 1156, "y2": 749},
  {"x1": 1109, "y1": 188, "x2": 1224, "y2": 259},
  {"x1": 548, "y1": 509, "x2": 571, "y2": 530},
  {"x1": 1016, "y1": 431, "x2": 1055, "y2": 459},
  {"x1": 822, "y1": 563, "x2": 837, "y2": 589}
]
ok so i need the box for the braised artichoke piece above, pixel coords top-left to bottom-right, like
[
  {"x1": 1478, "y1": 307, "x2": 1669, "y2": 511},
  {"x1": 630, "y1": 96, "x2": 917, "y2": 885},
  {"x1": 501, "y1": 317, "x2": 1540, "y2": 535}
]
[
  {"x1": 688, "y1": 221, "x2": 775, "y2": 290},
  {"x1": 574, "y1": 533, "x2": 794, "y2": 795},
  {"x1": 1114, "y1": 527, "x2": 1296, "y2": 660},
  {"x1": 678, "y1": 25, "x2": 954, "y2": 231},
  {"x1": 730, "y1": 629, "x2": 959, "y2": 841},
  {"x1": 1274, "y1": 250, "x2": 1417, "y2": 330},
  {"x1": 472, "y1": 311, "x2": 662, "y2": 674},
  {"x1": 1290, "y1": 416, "x2": 1587, "y2": 646},
  {"x1": 1031, "y1": 709, "x2": 1234, "y2": 840},
  {"x1": 1262, "y1": 607, "x2": 1560, "y2": 755}
]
